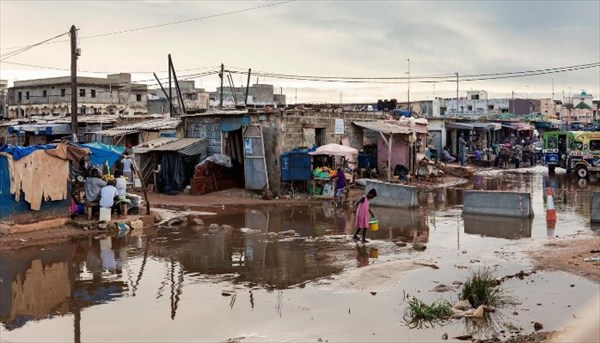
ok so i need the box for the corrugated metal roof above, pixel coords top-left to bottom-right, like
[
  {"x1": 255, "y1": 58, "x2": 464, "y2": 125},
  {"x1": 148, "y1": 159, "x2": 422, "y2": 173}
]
[
  {"x1": 113, "y1": 117, "x2": 181, "y2": 130},
  {"x1": 180, "y1": 110, "x2": 250, "y2": 118},
  {"x1": 132, "y1": 137, "x2": 178, "y2": 154},
  {"x1": 154, "y1": 138, "x2": 207, "y2": 156},
  {"x1": 353, "y1": 121, "x2": 412, "y2": 134},
  {"x1": 94, "y1": 128, "x2": 139, "y2": 137}
]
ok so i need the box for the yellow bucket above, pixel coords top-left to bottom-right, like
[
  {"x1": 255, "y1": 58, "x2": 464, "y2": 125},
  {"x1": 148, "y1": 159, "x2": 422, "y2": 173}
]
[
  {"x1": 369, "y1": 247, "x2": 379, "y2": 258},
  {"x1": 368, "y1": 220, "x2": 379, "y2": 232}
]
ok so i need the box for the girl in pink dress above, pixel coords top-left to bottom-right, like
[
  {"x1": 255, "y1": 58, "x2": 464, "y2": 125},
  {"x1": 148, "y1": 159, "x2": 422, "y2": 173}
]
[{"x1": 353, "y1": 189, "x2": 377, "y2": 243}]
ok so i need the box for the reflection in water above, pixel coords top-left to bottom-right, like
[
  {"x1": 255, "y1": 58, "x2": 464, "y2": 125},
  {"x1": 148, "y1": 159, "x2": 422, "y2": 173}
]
[
  {"x1": 2, "y1": 169, "x2": 600, "y2": 341},
  {"x1": 0, "y1": 203, "x2": 433, "y2": 331},
  {"x1": 0, "y1": 244, "x2": 72, "y2": 330},
  {"x1": 463, "y1": 214, "x2": 533, "y2": 239},
  {"x1": 356, "y1": 245, "x2": 369, "y2": 268},
  {"x1": 369, "y1": 207, "x2": 429, "y2": 243}
]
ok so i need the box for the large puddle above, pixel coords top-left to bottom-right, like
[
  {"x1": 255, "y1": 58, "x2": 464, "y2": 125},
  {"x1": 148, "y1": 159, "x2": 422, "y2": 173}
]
[{"x1": 1, "y1": 166, "x2": 599, "y2": 342}]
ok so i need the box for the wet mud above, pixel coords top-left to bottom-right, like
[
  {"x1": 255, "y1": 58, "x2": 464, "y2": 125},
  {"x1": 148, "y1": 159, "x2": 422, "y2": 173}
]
[{"x1": 1, "y1": 166, "x2": 599, "y2": 342}]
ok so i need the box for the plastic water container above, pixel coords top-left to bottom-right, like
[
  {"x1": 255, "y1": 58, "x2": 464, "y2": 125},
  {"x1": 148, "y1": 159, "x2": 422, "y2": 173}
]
[
  {"x1": 133, "y1": 177, "x2": 142, "y2": 188},
  {"x1": 99, "y1": 207, "x2": 112, "y2": 222},
  {"x1": 368, "y1": 219, "x2": 379, "y2": 232}
]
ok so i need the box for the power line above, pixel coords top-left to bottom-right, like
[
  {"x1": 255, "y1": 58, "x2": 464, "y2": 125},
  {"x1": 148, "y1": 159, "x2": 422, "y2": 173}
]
[
  {"x1": 2, "y1": 60, "x2": 598, "y2": 87},
  {"x1": 0, "y1": 1, "x2": 295, "y2": 51},
  {"x1": 0, "y1": 31, "x2": 70, "y2": 61},
  {"x1": 228, "y1": 62, "x2": 600, "y2": 82}
]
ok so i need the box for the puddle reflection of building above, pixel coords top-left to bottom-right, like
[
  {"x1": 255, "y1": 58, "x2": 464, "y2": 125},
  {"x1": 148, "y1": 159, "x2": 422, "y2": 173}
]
[
  {"x1": 463, "y1": 214, "x2": 533, "y2": 239},
  {"x1": 368, "y1": 207, "x2": 429, "y2": 243},
  {"x1": 0, "y1": 243, "x2": 72, "y2": 330},
  {"x1": 1, "y1": 236, "x2": 130, "y2": 338}
]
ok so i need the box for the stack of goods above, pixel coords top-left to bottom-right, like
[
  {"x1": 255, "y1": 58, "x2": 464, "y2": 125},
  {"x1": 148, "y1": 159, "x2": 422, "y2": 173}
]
[{"x1": 312, "y1": 166, "x2": 337, "y2": 179}]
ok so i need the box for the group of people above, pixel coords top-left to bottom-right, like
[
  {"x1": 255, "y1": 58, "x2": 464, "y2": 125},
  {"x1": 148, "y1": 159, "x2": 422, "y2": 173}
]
[{"x1": 82, "y1": 154, "x2": 134, "y2": 218}]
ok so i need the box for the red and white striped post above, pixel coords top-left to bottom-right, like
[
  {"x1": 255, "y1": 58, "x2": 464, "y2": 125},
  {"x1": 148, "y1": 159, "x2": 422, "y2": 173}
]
[{"x1": 546, "y1": 187, "x2": 556, "y2": 234}]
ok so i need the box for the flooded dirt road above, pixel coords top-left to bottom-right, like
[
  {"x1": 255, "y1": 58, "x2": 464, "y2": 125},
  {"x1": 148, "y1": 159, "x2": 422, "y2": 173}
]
[{"x1": 1, "y1": 167, "x2": 599, "y2": 342}]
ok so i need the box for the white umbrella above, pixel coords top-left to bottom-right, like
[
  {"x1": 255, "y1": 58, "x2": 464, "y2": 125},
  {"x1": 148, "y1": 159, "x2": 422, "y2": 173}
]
[{"x1": 308, "y1": 143, "x2": 358, "y2": 156}]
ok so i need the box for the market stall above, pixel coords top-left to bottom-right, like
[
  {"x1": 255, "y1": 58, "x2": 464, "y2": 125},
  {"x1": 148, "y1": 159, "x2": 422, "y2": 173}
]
[{"x1": 308, "y1": 144, "x2": 358, "y2": 197}]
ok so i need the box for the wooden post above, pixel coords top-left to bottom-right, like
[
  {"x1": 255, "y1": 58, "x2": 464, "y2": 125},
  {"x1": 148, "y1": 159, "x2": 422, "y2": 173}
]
[
  {"x1": 388, "y1": 133, "x2": 393, "y2": 182},
  {"x1": 131, "y1": 159, "x2": 151, "y2": 214}
]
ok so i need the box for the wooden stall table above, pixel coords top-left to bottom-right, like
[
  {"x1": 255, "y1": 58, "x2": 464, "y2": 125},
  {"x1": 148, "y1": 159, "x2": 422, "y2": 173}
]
[{"x1": 311, "y1": 177, "x2": 335, "y2": 197}]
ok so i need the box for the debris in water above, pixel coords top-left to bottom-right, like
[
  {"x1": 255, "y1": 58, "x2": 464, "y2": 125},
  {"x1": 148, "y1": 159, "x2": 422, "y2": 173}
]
[
  {"x1": 453, "y1": 334, "x2": 473, "y2": 340},
  {"x1": 453, "y1": 300, "x2": 472, "y2": 311},
  {"x1": 431, "y1": 284, "x2": 454, "y2": 293},
  {"x1": 413, "y1": 262, "x2": 439, "y2": 269},
  {"x1": 222, "y1": 290, "x2": 235, "y2": 297},
  {"x1": 534, "y1": 322, "x2": 544, "y2": 331},
  {"x1": 442, "y1": 333, "x2": 448, "y2": 340},
  {"x1": 412, "y1": 243, "x2": 427, "y2": 251},
  {"x1": 584, "y1": 257, "x2": 600, "y2": 262}
]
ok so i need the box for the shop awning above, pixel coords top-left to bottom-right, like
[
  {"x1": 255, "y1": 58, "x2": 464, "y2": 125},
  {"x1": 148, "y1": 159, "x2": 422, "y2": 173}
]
[
  {"x1": 445, "y1": 122, "x2": 501, "y2": 131},
  {"x1": 501, "y1": 123, "x2": 533, "y2": 131},
  {"x1": 353, "y1": 121, "x2": 411, "y2": 134}
]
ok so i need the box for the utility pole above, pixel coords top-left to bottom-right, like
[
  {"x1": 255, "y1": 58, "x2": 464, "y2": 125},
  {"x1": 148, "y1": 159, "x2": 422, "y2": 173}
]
[
  {"x1": 168, "y1": 58, "x2": 173, "y2": 116},
  {"x1": 70, "y1": 25, "x2": 78, "y2": 142},
  {"x1": 552, "y1": 78, "x2": 555, "y2": 119},
  {"x1": 511, "y1": 91, "x2": 514, "y2": 114},
  {"x1": 407, "y1": 58, "x2": 411, "y2": 115},
  {"x1": 245, "y1": 68, "x2": 251, "y2": 106},
  {"x1": 219, "y1": 63, "x2": 224, "y2": 109},
  {"x1": 455, "y1": 72, "x2": 459, "y2": 115}
]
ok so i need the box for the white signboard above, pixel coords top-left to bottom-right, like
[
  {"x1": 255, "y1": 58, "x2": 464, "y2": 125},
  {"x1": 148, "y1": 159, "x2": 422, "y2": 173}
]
[{"x1": 334, "y1": 119, "x2": 345, "y2": 134}]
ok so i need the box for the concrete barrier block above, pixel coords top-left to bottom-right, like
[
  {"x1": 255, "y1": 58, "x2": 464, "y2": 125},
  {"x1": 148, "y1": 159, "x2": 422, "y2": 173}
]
[
  {"x1": 463, "y1": 190, "x2": 534, "y2": 218},
  {"x1": 591, "y1": 192, "x2": 600, "y2": 223},
  {"x1": 364, "y1": 180, "x2": 418, "y2": 208},
  {"x1": 464, "y1": 214, "x2": 532, "y2": 239}
]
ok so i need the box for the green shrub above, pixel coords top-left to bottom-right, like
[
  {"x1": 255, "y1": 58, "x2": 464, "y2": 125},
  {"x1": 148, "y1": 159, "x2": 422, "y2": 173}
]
[
  {"x1": 460, "y1": 268, "x2": 503, "y2": 307},
  {"x1": 405, "y1": 297, "x2": 452, "y2": 322}
]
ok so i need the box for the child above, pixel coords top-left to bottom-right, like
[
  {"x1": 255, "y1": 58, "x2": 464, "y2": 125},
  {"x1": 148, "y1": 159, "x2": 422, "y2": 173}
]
[
  {"x1": 334, "y1": 167, "x2": 347, "y2": 205},
  {"x1": 353, "y1": 189, "x2": 377, "y2": 243}
]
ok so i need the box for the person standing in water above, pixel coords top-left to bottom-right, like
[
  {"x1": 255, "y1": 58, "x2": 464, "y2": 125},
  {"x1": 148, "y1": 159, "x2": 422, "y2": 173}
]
[{"x1": 353, "y1": 189, "x2": 377, "y2": 243}]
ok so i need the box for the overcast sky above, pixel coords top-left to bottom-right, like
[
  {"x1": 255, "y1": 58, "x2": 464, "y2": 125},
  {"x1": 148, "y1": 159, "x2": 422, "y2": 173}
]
[{"x1": 1, "y1": 0, "x2": 599, "y2": 103}]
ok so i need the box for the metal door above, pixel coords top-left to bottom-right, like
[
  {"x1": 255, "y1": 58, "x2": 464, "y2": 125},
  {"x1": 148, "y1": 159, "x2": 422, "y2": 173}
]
[{"x1": 242, "y1": 124, "x2": 269, "y2": 190}]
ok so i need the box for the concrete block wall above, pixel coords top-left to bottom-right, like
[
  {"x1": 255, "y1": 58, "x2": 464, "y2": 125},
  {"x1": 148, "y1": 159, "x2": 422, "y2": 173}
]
[
  {"x1": 365, "y1": 180, "x2": 419, "y2": 208},
  {"x1": 266, "y1": 109, "x2": 380, "y2": 191},
  {"x1": 463, "y1": 190, "x2": 534, "y2": 218}
]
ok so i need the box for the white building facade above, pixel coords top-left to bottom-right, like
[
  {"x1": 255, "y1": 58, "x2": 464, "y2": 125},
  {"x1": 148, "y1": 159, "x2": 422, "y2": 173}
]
[{"x1": 7, "y1": 73, "x2": 148, "y2": 119}]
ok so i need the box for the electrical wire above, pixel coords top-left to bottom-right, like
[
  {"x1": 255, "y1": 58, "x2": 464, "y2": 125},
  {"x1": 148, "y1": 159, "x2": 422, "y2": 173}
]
[
  {"x1": 0, "y1": 1, "x2": 295, "y2": 51},
  {"x1": 0, "y1": 31, "x2": 70, "y2": 61}
]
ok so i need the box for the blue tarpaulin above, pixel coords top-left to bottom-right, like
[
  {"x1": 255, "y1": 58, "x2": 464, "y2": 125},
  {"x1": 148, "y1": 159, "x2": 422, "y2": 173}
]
[
  {"x1": 0, "y1": 144, "x2": 56, "y2": 161},
  {"x1": 80, "y1": 142, "x2": 125, "y2": 167}
]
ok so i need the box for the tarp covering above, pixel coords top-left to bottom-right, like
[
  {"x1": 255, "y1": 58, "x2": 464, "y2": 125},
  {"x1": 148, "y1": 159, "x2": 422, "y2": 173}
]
[
  {"x1": 308, "y1": 143, "x2": 358, "y2": 156},
  {"x1": 445, "y1": 122, "x2": 501, "y2": 131},
  {"x1": 3, "y1": 150, "x2": 69, "y2": 210},
  {"x1": 80, "y1": 142, "x2": 125, "y2": 167},
  {"x1": 220, "y1": 116, "x2": 250, "y2": 132},
  {"x1": 45, "y1": 142, "x2": 90, "y2": 163},
  {"x1": 0, "y1": 144, "x2": 56, "y2": 161},
  {"x1": 160, "y1": 152, "x2": 200, "y2": 195}
]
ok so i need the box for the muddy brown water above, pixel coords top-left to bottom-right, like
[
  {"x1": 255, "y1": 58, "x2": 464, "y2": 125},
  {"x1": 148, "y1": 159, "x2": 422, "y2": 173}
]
[{"x1": 1, "y1": 166, "x2": 599, "y2": 342}]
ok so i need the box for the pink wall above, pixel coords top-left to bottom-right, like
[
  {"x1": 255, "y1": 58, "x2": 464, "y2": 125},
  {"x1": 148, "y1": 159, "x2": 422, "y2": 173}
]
[{"x1": 377, "y1": 134, "x2": 409, "y2": 171}]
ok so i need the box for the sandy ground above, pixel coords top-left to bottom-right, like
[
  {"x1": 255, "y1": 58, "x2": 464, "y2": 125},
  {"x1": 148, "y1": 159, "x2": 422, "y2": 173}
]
[{"x1": 529, "y1": 236, "x2": 600, "y2": 283}]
